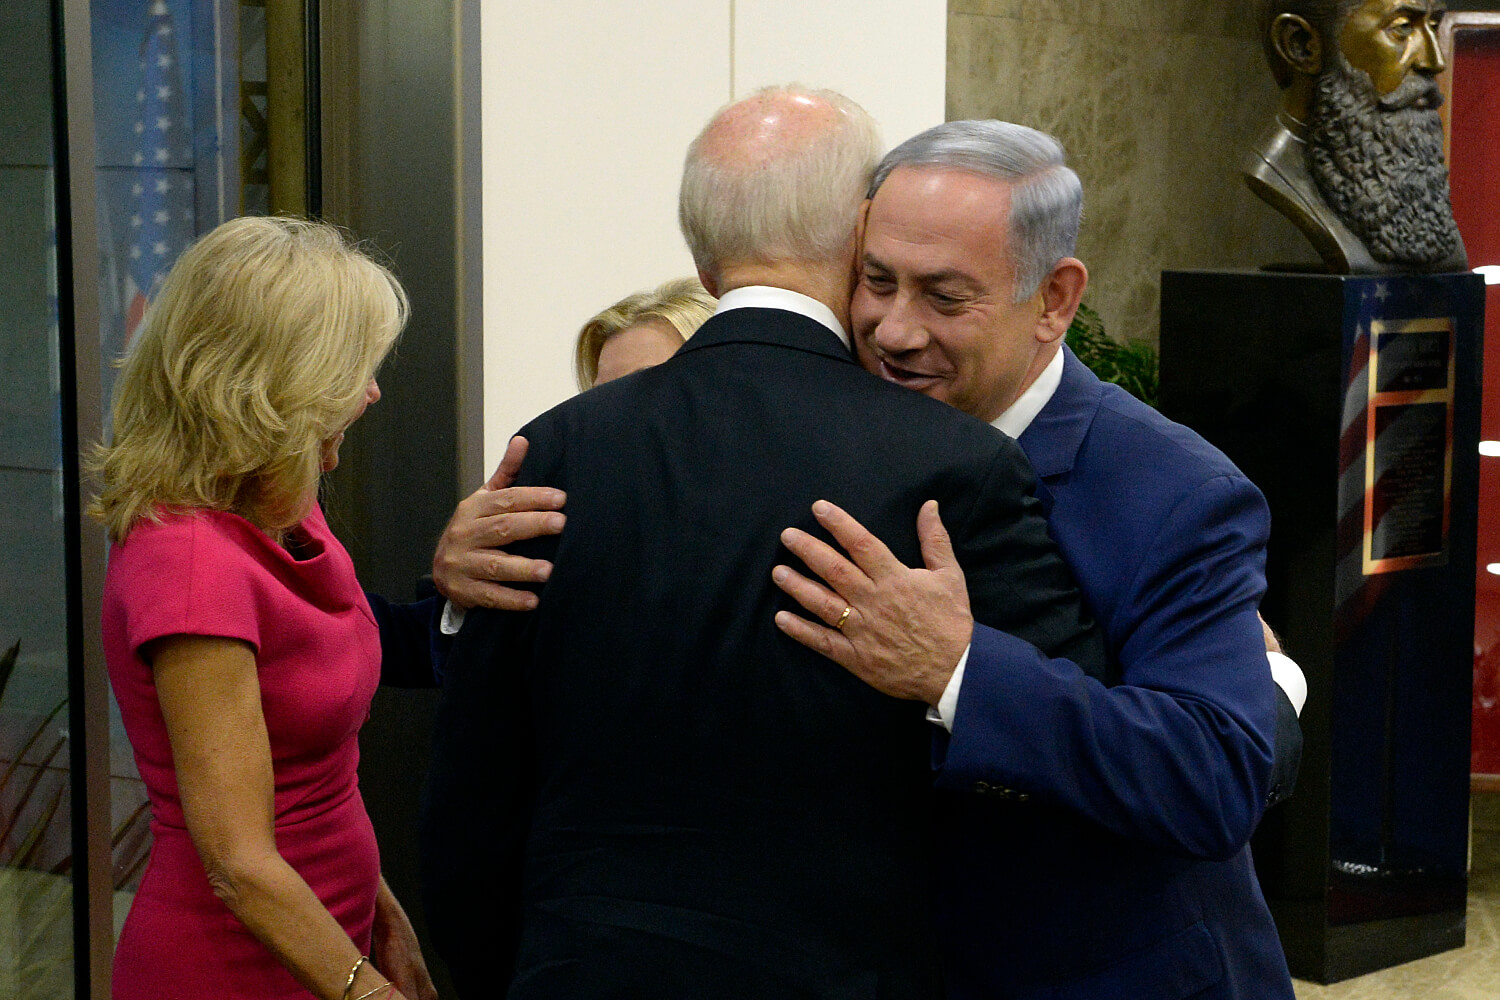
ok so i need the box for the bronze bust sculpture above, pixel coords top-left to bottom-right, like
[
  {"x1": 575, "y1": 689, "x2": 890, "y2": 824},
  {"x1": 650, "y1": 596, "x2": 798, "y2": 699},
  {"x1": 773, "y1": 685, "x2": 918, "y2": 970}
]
[{"x1": 1244, "y1": 0, "x2": 1467, "y2": 273}]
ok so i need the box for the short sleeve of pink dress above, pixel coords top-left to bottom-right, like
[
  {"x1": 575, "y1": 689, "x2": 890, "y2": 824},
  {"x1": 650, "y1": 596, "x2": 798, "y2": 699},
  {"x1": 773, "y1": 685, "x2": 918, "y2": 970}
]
[{"x1": 103, "y1": 505, "x2": 383, "y2": 1000}]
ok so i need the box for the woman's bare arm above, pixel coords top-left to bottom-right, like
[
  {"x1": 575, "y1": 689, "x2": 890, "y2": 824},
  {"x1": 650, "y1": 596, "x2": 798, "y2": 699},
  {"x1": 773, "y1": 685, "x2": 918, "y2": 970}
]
[{"x1": 150, "y1": 634, "x2": 409, "y2": 1000}]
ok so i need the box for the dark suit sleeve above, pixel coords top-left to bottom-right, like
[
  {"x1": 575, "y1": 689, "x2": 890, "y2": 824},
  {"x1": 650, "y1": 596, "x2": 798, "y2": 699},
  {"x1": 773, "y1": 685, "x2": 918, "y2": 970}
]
[
  {"x1": 946, "y1": 441, "x2": 1110, "y2": 683},
  {"x1": 418, "y1": 422, "x2": 559, "y2": 997},
  {"x1": 939, "y1": 473, "x2": 1285, "y2": 860},
  {"x1": 418, "y1": 602, "x2": 536, "y2": 997},
  {"x1": 1267, "y1": 687, "x2": 1302, "y2": 807},
  {"x1": 365, "y1": 592, "x2": 442, "y2": 688}
]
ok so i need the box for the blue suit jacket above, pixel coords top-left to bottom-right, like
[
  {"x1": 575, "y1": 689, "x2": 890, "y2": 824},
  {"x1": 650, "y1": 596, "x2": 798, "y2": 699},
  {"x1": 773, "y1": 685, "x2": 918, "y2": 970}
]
[
  {"x1": 365, "y1": 592, "x2": 444, "y2": 687},
  {"x1": 932, "y1": 347, "x2": 1295, "y2": 999}
]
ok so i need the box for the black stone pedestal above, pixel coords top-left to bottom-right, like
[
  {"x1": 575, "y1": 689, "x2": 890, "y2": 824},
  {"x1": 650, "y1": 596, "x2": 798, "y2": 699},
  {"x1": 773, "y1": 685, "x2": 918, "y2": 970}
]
[{"x1": 1159, "y1": 270, "x2": 1485, "y2": 983}]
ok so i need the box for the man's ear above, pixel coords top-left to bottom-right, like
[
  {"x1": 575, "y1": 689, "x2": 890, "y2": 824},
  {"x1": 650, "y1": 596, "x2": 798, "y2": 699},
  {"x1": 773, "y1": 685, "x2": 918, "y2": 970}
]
[
  {"x1": 697, "y1": 267, "x2": 720, "y2": 298},
  {"x1": 856, "y1": 199, "x2": 871, "y2": 257},
  {"x1": 852, "y1": 199, "x2": 872, "y2": 284},
  {"x1": 1036, "y1": 257, "x2": 1088, "y2": 344},
  {"x1": 1271, "y1": 13, "x2": 1324, "y2": 77}
]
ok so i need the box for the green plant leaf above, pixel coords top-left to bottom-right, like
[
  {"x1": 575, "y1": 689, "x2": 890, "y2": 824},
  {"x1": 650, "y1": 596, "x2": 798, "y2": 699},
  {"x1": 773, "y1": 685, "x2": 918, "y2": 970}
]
[
  {"x1": 11, "y1": 782, "x2": 65, "y2": 872},
  {"x1": 1066, "y1": 303, "x2": 1160, "y2": 409},
  {"x1": 0, "y1": 641, "x2": 19, "y2": 702},
  {"x1": 0, "y1": 732, "x2": 67, "y2": 856},
  {"x1": 0, "y1": 699, "x2": 67, "y2": 799}
]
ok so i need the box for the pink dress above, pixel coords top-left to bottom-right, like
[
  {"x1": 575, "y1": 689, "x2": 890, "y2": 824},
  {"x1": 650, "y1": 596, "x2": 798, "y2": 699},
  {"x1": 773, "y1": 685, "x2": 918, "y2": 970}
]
[{"x1": 104, "y1": 505, "x2": 383, "y2": 1000}]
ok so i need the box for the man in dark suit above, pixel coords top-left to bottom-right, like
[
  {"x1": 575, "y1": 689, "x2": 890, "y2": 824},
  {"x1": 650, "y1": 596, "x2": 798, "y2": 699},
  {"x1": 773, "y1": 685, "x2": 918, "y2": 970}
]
[
  {"x1": 773, "y1": 121, "x2": 1300, "y2": 999},
  {"x1": 419, "y1": 90, "x2": 1106, "y2": 999}
]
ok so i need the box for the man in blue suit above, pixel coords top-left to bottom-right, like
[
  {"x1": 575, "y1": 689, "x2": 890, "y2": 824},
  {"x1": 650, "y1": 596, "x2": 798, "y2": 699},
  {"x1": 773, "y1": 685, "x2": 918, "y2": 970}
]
[{"x1": 771, "y1": 121, "x2": 1302, "y2": 999}]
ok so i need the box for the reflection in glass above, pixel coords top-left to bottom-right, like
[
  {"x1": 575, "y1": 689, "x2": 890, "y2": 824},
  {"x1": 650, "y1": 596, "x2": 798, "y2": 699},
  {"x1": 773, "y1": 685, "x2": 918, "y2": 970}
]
[{"x1": 0, "y1": 2, "x2": 75, "y2": 995}]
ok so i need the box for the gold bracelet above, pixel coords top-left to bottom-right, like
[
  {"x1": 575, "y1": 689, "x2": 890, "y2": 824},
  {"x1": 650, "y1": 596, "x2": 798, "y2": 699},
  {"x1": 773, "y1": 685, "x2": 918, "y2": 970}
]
[
  {"x1": 351, "y1": 981, "x2": 393, "y2": 1000},
  {"x1": 341, "y1": 956, "x2": 368, "y2": 1000}
]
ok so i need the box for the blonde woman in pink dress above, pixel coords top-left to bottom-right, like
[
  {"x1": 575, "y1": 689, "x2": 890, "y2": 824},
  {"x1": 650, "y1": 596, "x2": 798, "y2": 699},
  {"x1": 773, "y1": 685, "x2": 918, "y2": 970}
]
[{"x1": 93, "y1": 217, "x2": 436, "y2": 1000}]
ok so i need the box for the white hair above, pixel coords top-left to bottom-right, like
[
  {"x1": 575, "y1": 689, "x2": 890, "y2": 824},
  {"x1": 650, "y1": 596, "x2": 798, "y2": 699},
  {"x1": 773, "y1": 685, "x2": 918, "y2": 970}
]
[{"x1": 679, "y1": 85, "x2": 882, "y2": 275}]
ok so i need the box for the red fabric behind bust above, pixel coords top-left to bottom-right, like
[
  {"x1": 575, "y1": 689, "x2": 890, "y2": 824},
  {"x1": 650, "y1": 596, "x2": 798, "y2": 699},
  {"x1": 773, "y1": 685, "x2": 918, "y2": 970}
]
[{"x1": 1447, "y1": 26, "x2": 1500, "y2": 776}]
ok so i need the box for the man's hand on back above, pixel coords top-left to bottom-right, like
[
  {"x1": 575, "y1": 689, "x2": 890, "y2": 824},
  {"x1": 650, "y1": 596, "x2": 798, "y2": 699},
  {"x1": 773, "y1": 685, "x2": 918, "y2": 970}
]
[
  {"x1": 772, "y1": 499, "x2": 973, "y2": 706},
  {"x1": 432, "y1": 435, "x2": 567, "y2": 612}
]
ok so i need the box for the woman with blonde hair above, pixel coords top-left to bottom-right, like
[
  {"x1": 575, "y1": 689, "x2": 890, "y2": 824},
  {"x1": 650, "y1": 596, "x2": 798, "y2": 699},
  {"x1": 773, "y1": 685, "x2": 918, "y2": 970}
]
[
  {"x1": 573, "y1": 277, "x2": 715, "y2": 390},
  {"x1": 94, "y1": 216, "x2": 434, "y2": 1000}
]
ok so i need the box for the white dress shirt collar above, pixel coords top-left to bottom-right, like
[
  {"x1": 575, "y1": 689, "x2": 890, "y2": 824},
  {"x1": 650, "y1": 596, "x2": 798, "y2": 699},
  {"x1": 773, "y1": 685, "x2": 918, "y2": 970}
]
[
  {"x1": 992, "y1": 347, "x2": 1065, "y2": 439},
  {"x1": 714, "y1": 286, "x2": 850, "y2": 351}
]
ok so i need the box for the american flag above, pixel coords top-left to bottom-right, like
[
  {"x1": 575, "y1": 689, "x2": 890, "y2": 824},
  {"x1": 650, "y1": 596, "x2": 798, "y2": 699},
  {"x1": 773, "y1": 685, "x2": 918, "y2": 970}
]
[
  {"x1": 122, "y1": 0, "x2": 194, "y2": 346},
  {"x1": 1335, "y1": 312, "x2": 1381, "y2": 632}
]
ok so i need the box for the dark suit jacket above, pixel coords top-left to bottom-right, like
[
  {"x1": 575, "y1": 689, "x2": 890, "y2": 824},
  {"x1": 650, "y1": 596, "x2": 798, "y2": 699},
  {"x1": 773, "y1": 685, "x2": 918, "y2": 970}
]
[
  {"x1": 420, "y1": 306, "x2": 1106, "y2": 1000},
  {"x1": 932, "y1": 347, "x2": 1295, "y2": 999}
]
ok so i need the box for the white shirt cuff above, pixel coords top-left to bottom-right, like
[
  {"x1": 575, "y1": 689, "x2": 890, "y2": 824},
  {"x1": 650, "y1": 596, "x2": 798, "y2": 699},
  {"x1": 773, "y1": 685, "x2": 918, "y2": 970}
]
[
  {"x1": 925, "y1": 643, "x2": 970, "y2": 732},
  {"x1": 1268, "y1": 650, "x2": 1306, "y2": 716},
  {"x1": 439, "y1": 600, "x2": 466, "y2": 636},
  {"x1": 919, "y1": 644, "x2": 1305, "y2": 731}
]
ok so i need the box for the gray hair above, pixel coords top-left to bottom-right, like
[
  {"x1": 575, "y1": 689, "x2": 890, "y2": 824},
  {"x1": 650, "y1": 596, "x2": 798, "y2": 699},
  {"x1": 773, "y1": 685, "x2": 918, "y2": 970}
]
[
  {"x1": 679, "y1": 85, "x2": 882, "y2": 275},
  {"x1": 869, "y1": 120, "x2": 1082, "y2": 302}
]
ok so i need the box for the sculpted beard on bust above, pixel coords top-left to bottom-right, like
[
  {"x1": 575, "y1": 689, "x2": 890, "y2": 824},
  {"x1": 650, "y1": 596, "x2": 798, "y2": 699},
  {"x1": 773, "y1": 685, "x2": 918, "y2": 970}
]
[{"x1": 1306, "y1": 53, "x2": 1462, "y2": 268}]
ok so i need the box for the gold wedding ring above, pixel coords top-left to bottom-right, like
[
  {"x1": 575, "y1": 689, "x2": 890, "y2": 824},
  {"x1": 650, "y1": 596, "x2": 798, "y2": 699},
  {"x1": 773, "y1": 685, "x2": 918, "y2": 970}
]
[{"x1": 835, "y1": 606, "x2": 853, "y2": 631}]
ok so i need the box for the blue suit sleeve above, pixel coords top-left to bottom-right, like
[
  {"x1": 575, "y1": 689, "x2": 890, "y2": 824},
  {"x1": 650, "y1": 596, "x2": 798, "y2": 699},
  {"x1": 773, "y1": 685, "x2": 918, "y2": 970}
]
[
  {"x1": 365, "y1": 592, "x2": 443, "y2": 688},
  {"x1": 418, "y1": 603, "x2": 536, "y2": 995},
  {"x1": 417, "y1": 420, "x2": 558, "y2": 995},
  {"x1": 937, "y1": 474, "x2": 1281, "y2": 860}
]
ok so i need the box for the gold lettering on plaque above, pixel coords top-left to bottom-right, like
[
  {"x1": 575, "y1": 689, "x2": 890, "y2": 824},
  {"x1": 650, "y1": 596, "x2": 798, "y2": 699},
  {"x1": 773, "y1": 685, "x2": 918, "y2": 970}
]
[{"x1": 1363, "y1": 317, "x2": 1455, "y2": 575}]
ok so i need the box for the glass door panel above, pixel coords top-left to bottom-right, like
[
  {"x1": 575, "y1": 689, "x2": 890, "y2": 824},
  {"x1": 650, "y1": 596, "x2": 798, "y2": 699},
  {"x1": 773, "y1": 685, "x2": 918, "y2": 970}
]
[{"x1": 0, "y1": 2, "x2": 76, "y2": 996}]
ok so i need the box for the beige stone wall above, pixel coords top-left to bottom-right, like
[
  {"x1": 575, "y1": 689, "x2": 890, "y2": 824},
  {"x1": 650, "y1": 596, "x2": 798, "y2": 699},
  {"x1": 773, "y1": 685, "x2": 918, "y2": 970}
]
[{"x1": 947, "y1": 1, "x2": 1318, "y2": 346}]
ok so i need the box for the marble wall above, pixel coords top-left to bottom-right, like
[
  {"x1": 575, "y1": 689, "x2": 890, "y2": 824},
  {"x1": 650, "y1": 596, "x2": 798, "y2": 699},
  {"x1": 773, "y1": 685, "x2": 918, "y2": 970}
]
[{"x1": 948, "y1": 1, "x2": 1317, "y2": 347}]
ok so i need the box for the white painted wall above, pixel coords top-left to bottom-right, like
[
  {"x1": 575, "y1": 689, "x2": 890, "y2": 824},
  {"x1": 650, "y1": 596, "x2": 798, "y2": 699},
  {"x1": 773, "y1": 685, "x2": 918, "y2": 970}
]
[
  {"x1": 732, "y1": 0, "x2": 946, "y2": 148},
  {"x1": 476, "y1": 2, "x2": 946, "y2": 473}
]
